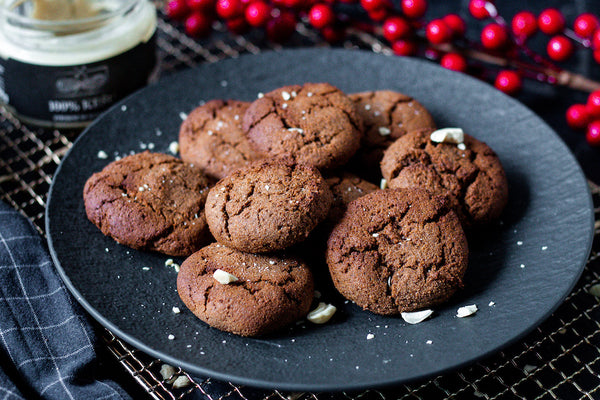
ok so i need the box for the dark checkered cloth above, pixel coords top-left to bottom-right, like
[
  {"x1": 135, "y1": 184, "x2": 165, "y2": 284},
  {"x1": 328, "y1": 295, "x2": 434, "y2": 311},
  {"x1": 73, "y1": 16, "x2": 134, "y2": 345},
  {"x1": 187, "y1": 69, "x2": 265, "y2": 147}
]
[{"x1": 0, "y1": 201, "x2": 131, "y2": 399}]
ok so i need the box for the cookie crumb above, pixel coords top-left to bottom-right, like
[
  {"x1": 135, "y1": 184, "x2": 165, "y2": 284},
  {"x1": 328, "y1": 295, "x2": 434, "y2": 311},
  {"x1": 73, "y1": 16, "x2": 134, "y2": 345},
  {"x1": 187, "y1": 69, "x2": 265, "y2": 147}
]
[
  {"x1": 213, "y1": 269, "x2": 239, "y2": 284},
  {"x1": 97, "y1": 150, "x2": 108, "y2": 159},
  {"x1": 457, "y1": 304, "x2": 478, "y2": 318},
  {"x1": 401, "y1": 309, "x2": 434, "y2": 324},
  {"x1": 307, "y1": 302, "x2": 337, "y2": 324}
]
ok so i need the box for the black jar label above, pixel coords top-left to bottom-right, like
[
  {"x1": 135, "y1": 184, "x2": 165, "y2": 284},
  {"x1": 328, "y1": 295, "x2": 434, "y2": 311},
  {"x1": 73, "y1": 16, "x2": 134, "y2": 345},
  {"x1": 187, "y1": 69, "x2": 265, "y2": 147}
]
[{"x1": 0, "y1": 33, "x2": 156, "y2": 127}]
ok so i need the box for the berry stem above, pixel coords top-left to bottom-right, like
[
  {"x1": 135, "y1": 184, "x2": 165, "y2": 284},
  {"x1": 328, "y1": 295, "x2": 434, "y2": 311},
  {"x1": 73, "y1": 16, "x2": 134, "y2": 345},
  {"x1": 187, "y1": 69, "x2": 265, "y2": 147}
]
[{"x1": 429, "y1": 42, "x2": 600, "y2": 92}]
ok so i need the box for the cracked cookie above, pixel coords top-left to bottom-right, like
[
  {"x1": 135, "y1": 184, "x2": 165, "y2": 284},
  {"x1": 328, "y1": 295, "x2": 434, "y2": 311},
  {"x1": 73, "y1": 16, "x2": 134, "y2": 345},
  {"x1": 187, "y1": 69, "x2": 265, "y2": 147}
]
[
  {"x1": 177, "y1": 243, "x2": 314, "y2": 337},
  {"x1": 242, "y1": 83, "x2": 362, "y2": 170},
  {"x1": 348, "y1": 90, "x2": 436, "y2": 179},
  {"x1": 326, "y1": 188, "x2": 468, "y2": 315},
  {"x1": 325, "y1": 172, "x2": 379, "y2": 225},
  {"x1": 380, "y1": 129, "x2": 509, "y2": 226},
  {"x1": 83, "y1": 151, "x2": 212, "y2": 256},
  {"x1": 179, "y1": 99, "x2": 261, "y2": 180},
  {"x1": 205, "y1": 157, "x2": 333, "y2": 253}
]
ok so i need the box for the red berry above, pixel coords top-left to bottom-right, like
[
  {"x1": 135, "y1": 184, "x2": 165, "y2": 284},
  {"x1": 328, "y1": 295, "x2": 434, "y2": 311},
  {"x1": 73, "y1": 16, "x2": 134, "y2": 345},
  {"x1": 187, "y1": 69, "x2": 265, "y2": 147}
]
[
  {"x1": 594, "y1": 48, "x2": 600, "y2": 64},
  {"x1": 587, "y1": 90, "x2": 600, "y2": 119},
  {"x1": 309, "y1": 4, "x2": 335, "y2": 29},
  {"x1": 383, "y1": 16, "x2": 411, "y2": 42},
  {"x1": 546, "y1": 36, "x2": 573, "y2": 61},
  {"x1": 245, "y1": 1, "x2": 271, "y2": 27},
  {"x1": 566, "y1": 104, "x2": 589, "y2": 130},
  {"x1": 401, "y1": 0, "x2": 427, "y2": 20},
  {"x1": 392, "y1": 39, "x2": 417, "y2": 56},
  {"x1": 481, "y1": 23, "x2": 508, "y2": 50},
  {"x1": 282, "y1": 0, "x2": 305, "y2": 9},
  {"x1": 586, "y1": 121, "x2": 600, "y2": 146},
  {"x1": 442, "y1": 14, "x2": 466, "y2": 37},
  {"x1": 226, "y1": 16, "x2": 249, "y2": 33},
  {"x1": 321, "y1": 25, "x2": 345, "y2": 42},
  {"x1": 469, "y1": 0, "x2": 490, "y2": 20},
  {"x1": 216, "y1": 0, "x2": 244, "y2": 19},
  {"x1": 186, "y1": 0, "x2": 215, "y2": 12},
  {"x1": 440, "y1": 53, "x2": 467, "y2": 72},
  {"x1": 266, "y1": 11, "x2": 296, "y2": 42},
  {"x1": 538, "y1": 8, "x2": 565, "y2": 35},
  {"x1": 360, "y1": 0, "x2": 385, "y2": 12},
  {"x1": 368, "y1": 8, "x2": 389, "y2": 21},
  {"x1": 166, "y1": 0, "x2": 189, "y2": 20},
  {"x1": 185, "y1": 12, "x2": 212, "y2": 36},
  {"x1": 593, "y1": 29, "x2": 600, "y2": 49},
  {"x1": 494, "y1": 70, "x2": 522, "y2": 95},
  {"x1": 574, "y1": 13, "x2": 599, "y2": 38},
  {"x1": 426, "y1": 19, "x2": 452, "y2": 44},
  {"x1": 511, "y1": 11, "x2": 537, "y2": 38}
]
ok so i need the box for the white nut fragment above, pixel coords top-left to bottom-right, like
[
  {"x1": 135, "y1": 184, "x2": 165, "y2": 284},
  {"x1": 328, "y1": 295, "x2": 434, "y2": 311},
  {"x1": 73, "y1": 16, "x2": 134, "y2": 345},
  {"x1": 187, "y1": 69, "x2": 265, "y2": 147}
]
[
  {"x1": 401, "y1": 309, "x2": 433, "y2": 324},
  {"x1": 213, "y1": 269, "x2": 239, "y2": 284},
  {"x1": 430, "y1": 127, "x2": 464, "y2": 144},
  {"x1": 588, "y1": 283, "x2": 600, "y2": 297},
  {"x1": 97, "y1": 150, "x2": 108, "y2": 159},
  {"x1": 307, "y1": 302, "x2": 337, "y2": 324},
  {"x1": 457, "y1": 304, "x2": 478, "y2": 318},
  {"x1": 378, "y1": 127, "x2": 391, "y2": 136},
  {"x1": 169, "y1": 141, "x2": 179, "y2": 154},
  {"x1": 160, "y1": 364, "x2": 176, "y2": 382},
  {"x1": 172, "y1": 375, "x2": 192, "y2": 388},
  {"x1": 380, "y1": 178, "x2": 388, "y2": 190},
  {"x1": 281, "y1": 91, "x2": 291, "y2": 101}
]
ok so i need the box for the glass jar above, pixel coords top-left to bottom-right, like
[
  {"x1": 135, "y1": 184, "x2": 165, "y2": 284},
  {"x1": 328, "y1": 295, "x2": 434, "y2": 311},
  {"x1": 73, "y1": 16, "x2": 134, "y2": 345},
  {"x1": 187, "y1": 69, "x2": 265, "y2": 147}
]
[{"x1": 0, "y1": 0, "x2": 158, "y2": 128}]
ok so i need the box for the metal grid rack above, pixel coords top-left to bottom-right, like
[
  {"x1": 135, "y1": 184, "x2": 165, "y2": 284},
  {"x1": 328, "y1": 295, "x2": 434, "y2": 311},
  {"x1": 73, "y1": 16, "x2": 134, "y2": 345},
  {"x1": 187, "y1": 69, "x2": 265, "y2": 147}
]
[{"x1": 1, "y1": 6, "x2": 600, "y2": 400}]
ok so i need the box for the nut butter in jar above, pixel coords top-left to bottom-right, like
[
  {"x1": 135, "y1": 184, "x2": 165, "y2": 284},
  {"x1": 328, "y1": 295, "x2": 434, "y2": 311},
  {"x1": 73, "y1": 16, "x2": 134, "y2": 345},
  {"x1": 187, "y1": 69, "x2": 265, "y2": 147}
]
[{"x1": 0, "y1": 0, "x2": 157, "y2": 128}]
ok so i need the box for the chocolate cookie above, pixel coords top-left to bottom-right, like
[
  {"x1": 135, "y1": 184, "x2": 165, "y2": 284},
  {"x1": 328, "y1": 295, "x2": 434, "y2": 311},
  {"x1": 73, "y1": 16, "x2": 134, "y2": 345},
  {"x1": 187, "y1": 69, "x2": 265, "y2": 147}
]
[
  {"x1": 179, "y1": 100, "x2": 261, "y2": 180},
  {"x1": 205, "y1": 158, "x2": 333, "y2": 252},
  {"x1": 380, "y1": 129, "x2": 509, "y2": 226},
  {"x1": 326, "y1": 188, "x2": 468, "y2": 315},
  {"x1": 325, "y1": 172, "x2": 379, "y2": 224},
  {"x1": 242, "y1": 83, "x2": 362, "y2": 170},
  {"x1": 83, "y1": 151, "x2": 212, "y2": 256},
  {"x1": 177, "y1": 243, "x2": 314, "y2": 337},
  {"x1": 348, "y1": 90, "x2": 436, "y2": 178}
]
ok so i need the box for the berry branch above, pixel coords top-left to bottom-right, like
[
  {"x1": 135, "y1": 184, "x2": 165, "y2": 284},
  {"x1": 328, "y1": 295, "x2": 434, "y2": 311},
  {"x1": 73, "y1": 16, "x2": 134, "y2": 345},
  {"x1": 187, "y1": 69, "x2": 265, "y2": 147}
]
[{"x1": 165, "y1": 0, "x2": 600, "y2": 146}]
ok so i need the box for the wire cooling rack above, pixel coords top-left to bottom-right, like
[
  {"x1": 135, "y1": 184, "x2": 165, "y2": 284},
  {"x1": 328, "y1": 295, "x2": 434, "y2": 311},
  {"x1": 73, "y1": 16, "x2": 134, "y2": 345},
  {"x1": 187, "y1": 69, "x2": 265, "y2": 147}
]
[{"x1": 1, "y1": 6, "x2": 600, "y2": 400}]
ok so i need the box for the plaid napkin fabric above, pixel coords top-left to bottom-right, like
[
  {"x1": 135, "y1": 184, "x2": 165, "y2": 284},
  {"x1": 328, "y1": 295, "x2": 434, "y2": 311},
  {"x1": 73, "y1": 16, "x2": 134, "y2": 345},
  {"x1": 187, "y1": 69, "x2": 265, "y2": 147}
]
[{"x1": 0, "y1": 201, "x2": 131, "y2": 400}]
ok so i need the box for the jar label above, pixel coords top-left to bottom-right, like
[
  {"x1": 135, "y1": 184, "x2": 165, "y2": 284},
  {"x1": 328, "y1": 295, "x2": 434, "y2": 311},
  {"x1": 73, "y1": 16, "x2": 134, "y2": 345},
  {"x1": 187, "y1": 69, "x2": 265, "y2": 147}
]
[{"x1": 0, "y1": 33, "x2": 157, "y2": 127}]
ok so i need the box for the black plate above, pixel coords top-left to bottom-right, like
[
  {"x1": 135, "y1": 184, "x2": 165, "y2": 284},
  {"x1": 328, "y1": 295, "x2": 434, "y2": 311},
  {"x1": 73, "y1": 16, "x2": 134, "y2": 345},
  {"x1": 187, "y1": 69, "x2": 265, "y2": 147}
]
[{"x1": 46, "y1": 48, "x2": 594, "y2": 392}]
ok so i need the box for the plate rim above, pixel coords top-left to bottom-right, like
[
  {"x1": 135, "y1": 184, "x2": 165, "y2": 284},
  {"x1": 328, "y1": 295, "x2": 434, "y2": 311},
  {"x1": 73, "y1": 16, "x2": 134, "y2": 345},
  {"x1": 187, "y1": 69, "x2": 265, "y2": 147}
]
[{"x1": 46, "y1": 47, "x2": 596, "y2": 392}]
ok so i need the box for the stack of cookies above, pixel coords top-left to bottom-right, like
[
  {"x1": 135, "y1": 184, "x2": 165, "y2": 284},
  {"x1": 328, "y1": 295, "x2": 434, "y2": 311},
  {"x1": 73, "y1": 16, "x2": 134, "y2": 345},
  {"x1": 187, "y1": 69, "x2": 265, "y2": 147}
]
[{"x1": 83, "y1": 82, "x2": 508, "y2": 337}]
